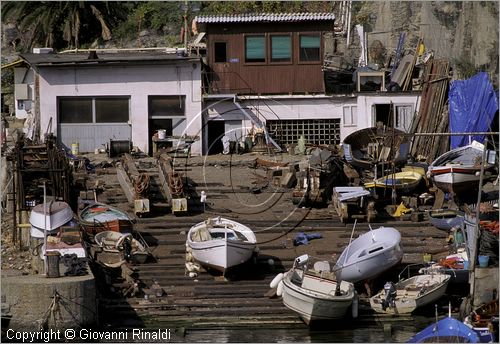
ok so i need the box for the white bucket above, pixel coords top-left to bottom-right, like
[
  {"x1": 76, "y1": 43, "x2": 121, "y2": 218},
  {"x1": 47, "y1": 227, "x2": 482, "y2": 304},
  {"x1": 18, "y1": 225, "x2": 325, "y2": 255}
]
[
  {"x1": 158, "y1": 129, "x2": 166, "y2": 140},
  {"x1": 71, "y1": 142, "x2": 79, "y2": 155}
]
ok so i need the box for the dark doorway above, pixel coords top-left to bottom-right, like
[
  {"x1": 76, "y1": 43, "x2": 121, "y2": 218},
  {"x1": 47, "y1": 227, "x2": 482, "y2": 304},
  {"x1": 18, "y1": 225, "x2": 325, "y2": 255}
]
[
  {"x1": 207, "y1": 120, "x2": 225, "y2": 154},
  {"x1": 148, "y1": 118, "x2": 172, "y2": 156},
  {"x1": 374, "y1": 104, "x2": 392, "y2": 127}
]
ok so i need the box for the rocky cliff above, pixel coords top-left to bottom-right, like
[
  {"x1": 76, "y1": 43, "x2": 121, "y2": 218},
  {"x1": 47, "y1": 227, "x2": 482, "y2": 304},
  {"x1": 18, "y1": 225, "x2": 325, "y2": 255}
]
[{"x1": 352, "y1": 1, "x2": 498, "y2": 85}]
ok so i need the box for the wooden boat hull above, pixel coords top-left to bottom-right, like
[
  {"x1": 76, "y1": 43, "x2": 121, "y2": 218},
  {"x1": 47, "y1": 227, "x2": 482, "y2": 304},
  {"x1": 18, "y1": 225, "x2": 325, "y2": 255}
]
[
  {"x1": 342, "y1": 127, "x2": 409, "y2": 170},
  {"x1": 187, "y1": 217, "x2": 257, "y2": 273},
  {"x1": 335, "y1": 227, "x2": 403, "y2": 283},
  {"x1": 79, "y1": 203, "x2": 133, "y2": 235},
  {"x1": 429, "y1": 166, "x2": 485, "y2": 194},
  {"x1": 364, "y1": 170, "x2": 423, "y2": 194},
  {"x1": 428, "y1": 141, "x2": 494, "y2": 195},
  {"x1": 281, "y1": 269, "x2": 355, "y2": 324},
  {"x1": 370, "y1": 274, "x2": 451, "y2": 314}
]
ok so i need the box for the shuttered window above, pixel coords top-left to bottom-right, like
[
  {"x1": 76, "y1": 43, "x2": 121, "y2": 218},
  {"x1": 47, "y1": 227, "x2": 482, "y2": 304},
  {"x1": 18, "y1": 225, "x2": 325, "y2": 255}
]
[
  {"x1": 299, "y1": 34, "x2": 321, "y2": 62},
  {"x1": 245, "y1": 35, "x2": 265, "y2": 63},
  {"x1": 271, "y1": 35, "x2": 291, "y2": 62}
]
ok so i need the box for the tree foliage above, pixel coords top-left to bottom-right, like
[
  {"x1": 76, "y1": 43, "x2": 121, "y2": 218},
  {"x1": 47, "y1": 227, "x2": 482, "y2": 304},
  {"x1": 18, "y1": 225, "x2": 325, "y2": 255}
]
[
  {"x1": 1, "y1": 1, "x2": 128, "y2": 51},
  {"x1": 1, "y1": 1, "x2": 337, "y2": 52}
]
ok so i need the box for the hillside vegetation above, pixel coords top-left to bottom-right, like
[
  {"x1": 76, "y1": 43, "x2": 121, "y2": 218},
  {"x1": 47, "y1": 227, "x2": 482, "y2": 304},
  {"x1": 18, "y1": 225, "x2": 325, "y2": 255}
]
[{"x1": 1, "y1": 1, "x2": 498, "y2": 86}]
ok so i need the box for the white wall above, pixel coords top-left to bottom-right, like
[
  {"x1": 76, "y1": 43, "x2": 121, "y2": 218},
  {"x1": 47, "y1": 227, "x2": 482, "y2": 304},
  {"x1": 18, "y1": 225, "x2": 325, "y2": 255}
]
[
  {"x1": 356, "y1": 93, "x2": 421, "y2": 132},
  {"x1": 37, "y1": 62, "x2": 203, "y2": 155},
  {"x1": 203, "y1": 93, "x2": 421, "y2": 152},
  {"x1": 204, "y1": 96, "x2": 358, "y2": 150}
]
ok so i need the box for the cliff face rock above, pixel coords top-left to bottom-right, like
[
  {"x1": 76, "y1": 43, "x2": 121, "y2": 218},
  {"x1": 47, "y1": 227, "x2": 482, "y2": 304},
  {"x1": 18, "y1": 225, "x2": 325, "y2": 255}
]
[{"x1": 354, "y1": 1, "x2": 498, "y2": 85}]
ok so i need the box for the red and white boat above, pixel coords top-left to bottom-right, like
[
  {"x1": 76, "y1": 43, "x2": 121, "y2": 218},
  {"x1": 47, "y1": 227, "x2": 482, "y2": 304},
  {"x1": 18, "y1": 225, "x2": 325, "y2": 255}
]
[{"x1": 427, "y1": 141, "x2": 495, "y2": 195}]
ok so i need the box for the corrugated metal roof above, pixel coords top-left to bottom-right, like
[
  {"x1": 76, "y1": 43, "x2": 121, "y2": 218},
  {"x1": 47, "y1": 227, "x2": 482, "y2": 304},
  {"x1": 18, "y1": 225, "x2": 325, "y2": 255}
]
[
  {"x1": 19, "y1": 51, "x2": 198, "y2": 67},
  {"x1": 195, "y1": 13, "x2": 335, "y2": 24}
]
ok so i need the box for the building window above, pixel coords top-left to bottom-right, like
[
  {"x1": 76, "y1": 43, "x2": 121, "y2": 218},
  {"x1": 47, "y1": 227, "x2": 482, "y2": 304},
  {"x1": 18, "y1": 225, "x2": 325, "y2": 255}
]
[
  {"x1": 214, "y1": 42, "x2": 227, "y2": 63},
  {"x1": 299, "y1": 34, "x2": 320, "y2": 62},
  {"x1": 96, "y1": 98, "x2": 129, "y2": 123},
  {"x1": 59, "y1": 97, "x2": 129, "y2": 124},
  {"x1": 149, "y1": 96, "x2": 185, "y2": 117},
  {"x1": 59, "y1": 98, "x2": 93, "y2": 123},
  {"x1": 343, "y1": 106, "x2": 357, "y2": 127},
  {"x1": 245, "y1": 35, "x2": 266, "y2": 63},
  {"x1": 271, "y1": 35, "x2": 291, "y2": 63}
]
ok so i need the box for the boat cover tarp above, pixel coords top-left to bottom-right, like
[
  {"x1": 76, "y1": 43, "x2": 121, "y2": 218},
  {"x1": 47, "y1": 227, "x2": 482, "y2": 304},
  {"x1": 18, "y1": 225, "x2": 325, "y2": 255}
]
[{"x1": 449, "y1": 72, "x2": 498, "y2": 149}]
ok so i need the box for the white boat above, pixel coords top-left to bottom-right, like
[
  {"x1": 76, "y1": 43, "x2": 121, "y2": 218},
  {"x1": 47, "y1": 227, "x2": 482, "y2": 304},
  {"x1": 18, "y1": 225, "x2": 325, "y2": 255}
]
[
  {"x1": 369, "y1": 273, "x2": 451, "y2": 314},
  {"x1": 427, "y1": 141, "x2": 495, "y2": 195},
  {"x1": 94, "y1": 231, "x2": 149, "y2": 264},
  {"x1": 278, "y1": 255, "x2": 356, "y2": 324},
  {"x1": 29, "y1": 201, "x2": 74, "y2": 238},
  {"x1": 334, "y1": 226, "x2": 404, "y2": 283},
  {"x1": 186, "y1": 217, "x2": 257, "y2": 274}
]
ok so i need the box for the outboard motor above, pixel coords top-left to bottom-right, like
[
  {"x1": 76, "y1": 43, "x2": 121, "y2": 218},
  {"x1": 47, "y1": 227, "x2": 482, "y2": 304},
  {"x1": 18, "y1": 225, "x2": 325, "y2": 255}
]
[
  {"x1": 123, "y1": 237, "x2": 132, "y2": 262},
  {"x1": 382, "y1": 281, "x2": 397, "y2": 311}
]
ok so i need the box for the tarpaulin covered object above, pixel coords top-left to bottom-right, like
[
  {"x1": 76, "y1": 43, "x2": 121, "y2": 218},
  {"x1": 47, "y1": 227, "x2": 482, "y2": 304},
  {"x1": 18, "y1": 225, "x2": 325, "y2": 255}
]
[{"x1": 449, "y1": 72, "x2": 498, "y2": 149}]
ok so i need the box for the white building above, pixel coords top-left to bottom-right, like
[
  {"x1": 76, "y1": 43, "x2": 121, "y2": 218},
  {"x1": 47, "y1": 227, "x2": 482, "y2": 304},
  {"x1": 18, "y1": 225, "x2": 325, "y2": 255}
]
[
  {"x1": 14, "y1": 48, "x2": 420, "y2": 157},
  {"x1": 16, "y1": 49, "x2": 203, "y2": 155}
]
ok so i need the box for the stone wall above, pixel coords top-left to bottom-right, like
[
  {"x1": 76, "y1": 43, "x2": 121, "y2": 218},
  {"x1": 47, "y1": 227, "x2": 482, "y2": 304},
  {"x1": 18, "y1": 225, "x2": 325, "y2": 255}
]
[{"x1": 2, "y1": 271, "x2": 97, "y2": 331}]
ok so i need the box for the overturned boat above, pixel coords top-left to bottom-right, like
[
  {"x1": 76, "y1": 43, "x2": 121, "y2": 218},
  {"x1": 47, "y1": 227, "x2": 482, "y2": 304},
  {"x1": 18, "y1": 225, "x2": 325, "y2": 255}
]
[
  {"x1": 29, "y1": 201, "x2": 74, "y2": 238},
  {"x1": 334, "y1": 226, "x2": 403, "y2": 283},
  {"x1": 186, "y1": 217, "x2": 257, "y2": 274}
]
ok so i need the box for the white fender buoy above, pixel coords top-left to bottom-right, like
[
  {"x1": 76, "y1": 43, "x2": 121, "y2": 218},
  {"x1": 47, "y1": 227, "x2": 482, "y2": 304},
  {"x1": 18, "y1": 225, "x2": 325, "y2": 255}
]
[
  {"x1": 276, "y1": 280, "x2": 284, "y2": 297},
  {"x1": 269, "y1": 273, "x2": 284, "y2": 289}
]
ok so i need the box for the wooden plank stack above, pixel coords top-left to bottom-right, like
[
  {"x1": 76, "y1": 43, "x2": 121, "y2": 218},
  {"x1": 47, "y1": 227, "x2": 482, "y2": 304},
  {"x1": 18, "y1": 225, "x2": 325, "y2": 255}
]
[{"x1": 410, "y1": 58, "x2": 451, "y2": 162}]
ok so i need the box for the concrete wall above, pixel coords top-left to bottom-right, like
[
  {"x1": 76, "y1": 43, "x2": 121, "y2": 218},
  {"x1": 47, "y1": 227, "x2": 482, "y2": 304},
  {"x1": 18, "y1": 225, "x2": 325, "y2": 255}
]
[
  {"x1": 2, "y1": 272, "x2": 97, "y2": 331},
  {"x1": 472, "y1": 267, "x2": 499, "y2": 307},
  {"x1": 36, "y1": 62, "x2": 202, "y2": 155}
]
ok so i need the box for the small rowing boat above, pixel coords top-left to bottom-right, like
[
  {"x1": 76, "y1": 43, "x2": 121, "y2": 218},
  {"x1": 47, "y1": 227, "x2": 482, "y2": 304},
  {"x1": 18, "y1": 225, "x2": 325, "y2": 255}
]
[{"x1": 79, "y1": 202, "x2": 134, "y2": 235}]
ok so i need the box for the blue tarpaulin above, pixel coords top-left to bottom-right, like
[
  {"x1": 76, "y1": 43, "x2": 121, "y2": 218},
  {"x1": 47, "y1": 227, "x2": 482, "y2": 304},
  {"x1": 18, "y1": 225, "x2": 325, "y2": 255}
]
[
  {"x1": 449, "y1": 72, "x2": 498, "y2": 149},
  {"x1": 293, "y1": 232, "x2": 322, "y2": 246}
]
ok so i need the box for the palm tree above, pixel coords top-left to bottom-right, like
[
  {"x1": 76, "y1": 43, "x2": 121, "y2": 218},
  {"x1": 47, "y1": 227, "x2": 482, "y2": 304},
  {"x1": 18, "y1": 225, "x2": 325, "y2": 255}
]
[{"x1": 1, "y1": 1, "x2": 127, "y2": 51}]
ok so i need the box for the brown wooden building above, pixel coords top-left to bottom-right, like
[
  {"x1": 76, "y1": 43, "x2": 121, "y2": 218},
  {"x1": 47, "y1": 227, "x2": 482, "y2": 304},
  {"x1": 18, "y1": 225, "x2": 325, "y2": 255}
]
[{"x1": 195, "y1": 13, "x2": 335, "y2": 95}]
